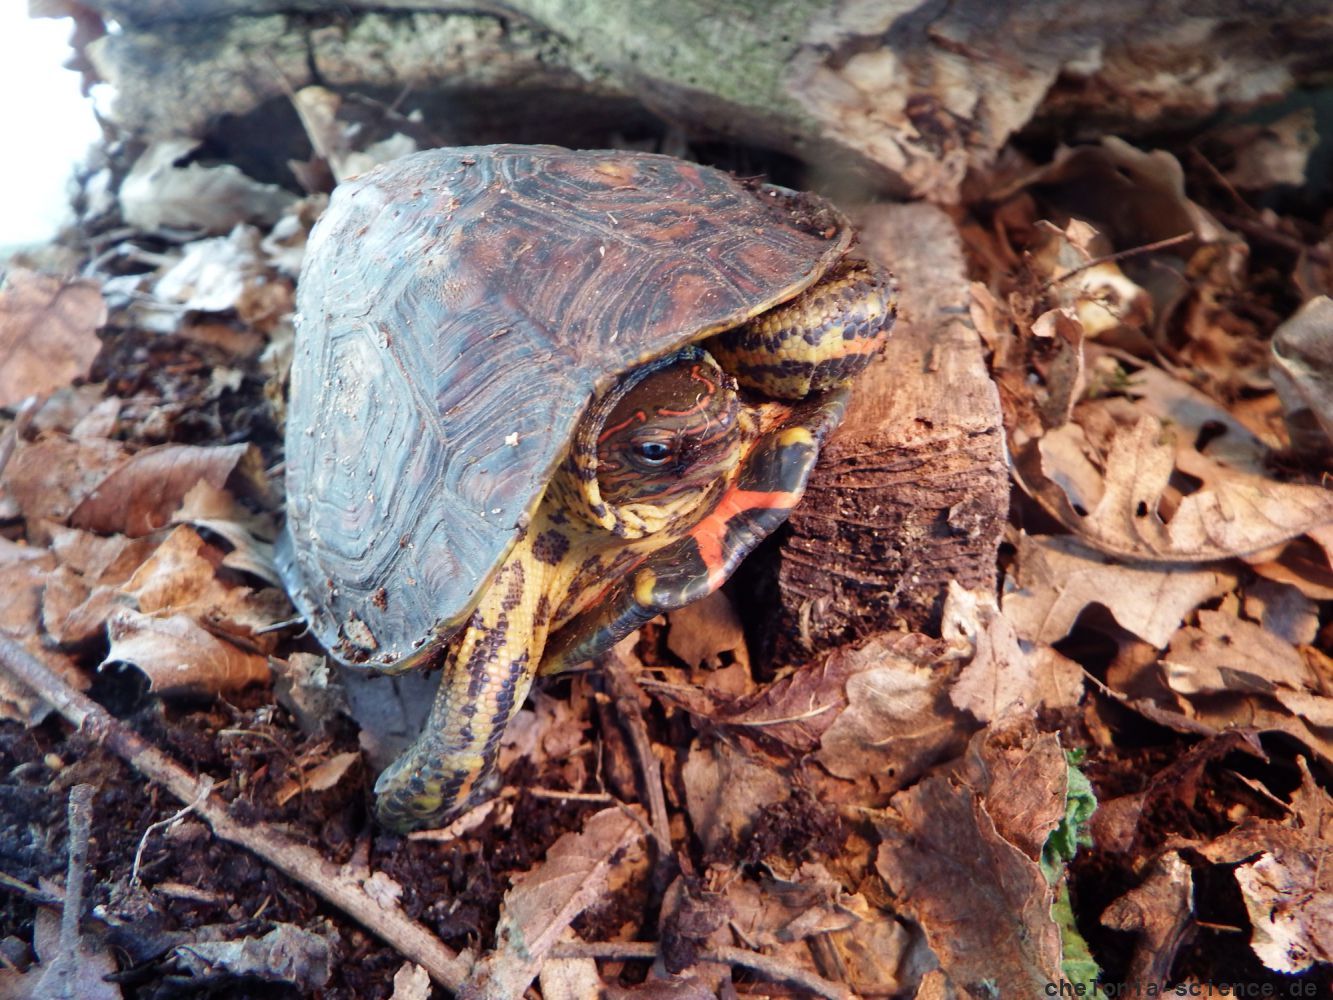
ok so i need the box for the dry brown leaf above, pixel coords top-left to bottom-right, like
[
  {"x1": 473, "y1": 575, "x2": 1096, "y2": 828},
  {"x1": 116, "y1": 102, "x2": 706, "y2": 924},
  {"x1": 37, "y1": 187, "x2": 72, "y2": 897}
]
[
  {"x1": 1290, "y1": 756, "x2": 1333, "y2": 841},
  {"x1": 1099, "y1": 851, "x2": 1195, "y2": 989},
  {"x1": 1073, "y1": 416, "x2": 1333, "y2": 560},
  {"x1": 1028, "y1": 219, "x2": 1152, "y2": 340},
  {"x1": 1247, "y1": 534, "x2": 1333, "y2": 602},
  {"x1": 812, "y1": 644, "x2": 970, "y2": 798},
  {"x1": 274, "y1": 751, "x2": 360, "y2": 806},
  {"x1": 1162, "y1": 609, "x2": 1316, "y2": 698},
  {"x1": 665, "y1": 589, "x2": 750, "y2": 673},
  {"x1": 1104, "y1": 346, "x2": 1276, "y2": 471},
  {"x1": 1028, "y1": 643, "x2": 1087, "y2": 710},
  {"x1": 272, "y1": 652, "x2": 348, "y2": 735},
  {"x1": 942, "y1": 583, "x2": 1039, "y2": 722},
  {"x1": 0, "y1": 269, "x2": 106, "y2": 408},
  {"x1": 1002, "y1": 532, "x2": 1236, "y2": 647},
  {"x1": 48, "y1": 525, "x2": 160, "y2": 586},
  {"x1": 960, "y1": 721, "x2": 1067, "y2": 862},
  {"x1": 876, "y1": 759, "x2": 1062, "y2": 995},
  {"x1": 41, "y1": 566, "x2": 128, "y2": 646},
  {"x1": 465, "y1": 807, "x2": 644, "y2": 1000},
  {"x1": 0, "y1": 540, "x2": 89, "y2": 723},
  {"x1": 1244, "y1": 579, "x2": 1320, "y2": 646},
  {"x1": 682, "y1": 739, "x2": 788, "y2": 856},
  {"x1": 1270, "y1": 295, "x2": 1333, "y2": 457},
  {"x1": 124, "y1": 525, "x2": 232, "y2": 614},
  {"x1": 0, "y1": 906, "x2": 124, "y2": 1000},
  {"x1": 723, "y1": 863, "x2": 861, "y2": 948},
  {"x1": 102, "y1": 608, "x2": 269, "y2": 696},
  {"x1": 1235, "y1": 851, "x2": 1333, "y2": 974},
  {"x1": 173, "y1": 479, "x2": 280, "y2": 586},
  {"x1": 829, "y1": 908, "x2": 914, "y2": 997},
  {"x1": 70, "y1": 442, "x2": 262, "y2": 537},
  {"x1": 121, "y1": 525, "x2": 287, "y2": 645},
  {"x1": 3, "y1": 436, "x2": 128, "y2": 530},
  {"x1": 1197, "y1": 823, "x2": 1333, "y2": 974}
]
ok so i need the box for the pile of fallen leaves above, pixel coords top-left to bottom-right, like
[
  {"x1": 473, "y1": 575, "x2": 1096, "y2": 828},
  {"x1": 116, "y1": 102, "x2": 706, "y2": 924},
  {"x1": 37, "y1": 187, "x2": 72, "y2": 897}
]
[{"x1": 1, "y1": 79, "x2": 1332, "y2": 1000}]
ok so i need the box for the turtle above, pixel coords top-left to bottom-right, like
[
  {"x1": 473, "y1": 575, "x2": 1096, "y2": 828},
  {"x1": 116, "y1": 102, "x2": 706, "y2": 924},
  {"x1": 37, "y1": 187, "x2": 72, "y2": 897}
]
[{"x1": 278, "y1": 145, "x2": 897, "y2": 832}]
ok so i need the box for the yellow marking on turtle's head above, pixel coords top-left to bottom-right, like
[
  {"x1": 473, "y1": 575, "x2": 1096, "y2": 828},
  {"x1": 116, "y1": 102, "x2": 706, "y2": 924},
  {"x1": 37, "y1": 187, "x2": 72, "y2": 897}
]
[
  {"x1": 633, "y1": 567, "x2": 659, "y2": 608},
  {"x1": 777, "y1": 426, "x2": 816, "y2": 448}
]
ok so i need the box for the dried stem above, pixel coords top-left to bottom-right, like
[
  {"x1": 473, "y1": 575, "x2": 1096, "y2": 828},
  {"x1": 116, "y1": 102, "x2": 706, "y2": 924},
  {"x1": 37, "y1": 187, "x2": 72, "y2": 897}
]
[
  {"x1": 599, "y1": 650, "x2": 673, "y2": 862},
  {"x1": 46, "y1": 784, "x2": 96, "y2": 1000},
  {"x1": 1042, "y1": 232, "x2": 1194, "y2": 291},
  {"x1": 0, "y1": 634, "x2": 469, "y2": 993},
  {"x1": 550, "y1": 940, "x2": 855, "y2": 1000}
]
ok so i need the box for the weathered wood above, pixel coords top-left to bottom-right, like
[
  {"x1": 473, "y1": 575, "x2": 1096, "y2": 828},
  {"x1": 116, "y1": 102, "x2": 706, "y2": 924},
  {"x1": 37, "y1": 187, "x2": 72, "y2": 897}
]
[
  {"x1": 771, "y1": 202, "x2": 1007, "y2": 660},
  {"x1": 71, "y1": 0, "x2": 1333, "y2": 200}
]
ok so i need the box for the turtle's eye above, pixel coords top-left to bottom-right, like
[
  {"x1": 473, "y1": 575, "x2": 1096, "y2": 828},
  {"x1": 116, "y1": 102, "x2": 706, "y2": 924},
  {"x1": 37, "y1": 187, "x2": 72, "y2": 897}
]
[{"x1": 633, "y1": 439, "x2": 674, "y2": 467}]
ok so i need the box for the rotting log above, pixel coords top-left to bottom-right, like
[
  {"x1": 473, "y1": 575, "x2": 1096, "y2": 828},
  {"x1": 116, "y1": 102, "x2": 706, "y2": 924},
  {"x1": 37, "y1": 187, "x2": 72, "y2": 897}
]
[
  {"x1": 770, "y1": 202, "x2": 1007, "y2": 660},
  {"x1": 68, "y1": 0, "x2": 1333, "y2": 201}
]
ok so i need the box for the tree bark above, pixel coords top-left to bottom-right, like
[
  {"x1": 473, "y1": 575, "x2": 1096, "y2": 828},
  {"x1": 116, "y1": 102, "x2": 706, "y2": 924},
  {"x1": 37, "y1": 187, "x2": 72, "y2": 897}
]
[
  {"x1": 771, "y1": 201, "x2": 1007, "y2": 658},
  {"x1": 74, "y1": 0, "x2": 1333, "y2": 200}
]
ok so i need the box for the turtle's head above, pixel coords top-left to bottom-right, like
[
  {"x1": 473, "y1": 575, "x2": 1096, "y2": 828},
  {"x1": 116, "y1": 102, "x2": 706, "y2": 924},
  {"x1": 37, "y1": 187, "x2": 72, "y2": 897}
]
[{"x1": 553, "y1": 346, "x2": 753, "y2": 539}]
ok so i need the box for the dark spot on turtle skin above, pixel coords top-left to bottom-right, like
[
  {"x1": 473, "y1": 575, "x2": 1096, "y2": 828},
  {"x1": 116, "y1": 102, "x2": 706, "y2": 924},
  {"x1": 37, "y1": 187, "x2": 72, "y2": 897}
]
[
  {"x1": 460, "y1": 612, "x2": 509, "y2": 704},
  {"x1": 500, "y1": 562, "x2": 526, "y2": 612},
  {"x1": 532, "y1": 529, "x2": 570, "y2": 565},
  {"x1": 372, "y1": 587, "x2": 389, "y2": 610}
]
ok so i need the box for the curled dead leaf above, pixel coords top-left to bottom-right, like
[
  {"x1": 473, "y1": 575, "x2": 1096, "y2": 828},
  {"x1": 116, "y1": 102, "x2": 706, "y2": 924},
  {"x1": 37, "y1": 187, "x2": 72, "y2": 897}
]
[
  {"x1": 1270, "y1": 295, "x2": 1333, "y2": 458},
  {"x1": 120, "y1": 139, "x2": 296, "y2": 234},
  {"x1": 102, "y1": 608, "x2": 269, "y2": 696},
  {"x1": 1002, "y1": 532, "x2": 1236, "y2": 648},
  {"x1": 70, "y1": 442, "x2": 267, "y2": 537},
  {"x1": 466, "y1": 807, "x2": 645, "y2": 999},
  {"x1": 875, "y1": 760, "x2": 1062, "y2": 994},
  {"x1": 1019, "y1": 415, "x2": 1333, "y2": 562}
]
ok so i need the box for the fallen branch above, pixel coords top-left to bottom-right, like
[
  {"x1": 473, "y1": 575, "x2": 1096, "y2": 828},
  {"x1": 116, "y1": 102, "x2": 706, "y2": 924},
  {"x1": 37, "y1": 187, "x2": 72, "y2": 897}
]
[
  {"x1": 0, "y1": 634, "x2": 469, "y2": 993},
  {"x1": 550, "y1": 940, "x2": 856, "y2": 1000}
]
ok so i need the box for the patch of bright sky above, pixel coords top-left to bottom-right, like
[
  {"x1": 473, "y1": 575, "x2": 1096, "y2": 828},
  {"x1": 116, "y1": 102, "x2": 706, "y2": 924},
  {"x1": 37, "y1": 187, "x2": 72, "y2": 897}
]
[{"x1": 0, "y1": 6, "x2": 103, "y2": 250}]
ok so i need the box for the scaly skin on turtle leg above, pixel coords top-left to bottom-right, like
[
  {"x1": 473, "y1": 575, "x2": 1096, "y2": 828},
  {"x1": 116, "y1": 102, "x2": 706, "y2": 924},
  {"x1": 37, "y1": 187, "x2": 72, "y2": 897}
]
[{"x1": 371, "y1": 522, "x2": 559, "y2": 831}]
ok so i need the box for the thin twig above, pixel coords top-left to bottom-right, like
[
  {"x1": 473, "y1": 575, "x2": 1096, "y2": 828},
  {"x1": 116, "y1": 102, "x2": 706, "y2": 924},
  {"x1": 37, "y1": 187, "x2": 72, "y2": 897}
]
[
  {"x1": 131, "y1": 778, "x2": 214, "y2": 885},
  {"x1": 526, "y1": 788, "x2": 615, "y2": 803},
  {"x1": 0, "y1": 870, "x2": 54, "y2": 903},
  {"x1": 1213, "y1": 210, "x2": 1332, "y2": 265},
  {"x1": 46, "y1": 784, "x2": 96, "y2": 1000},
  {"x1": 0, "y1": 634, "x2": 469, "y2": 993},
  {"x1": 550, "y1": 940, "x2": 855, "y2": 1000},
  {"x1": 599, "y1": 651, "x2": 673, "y2": 862},
  {"x1": 1041, "y1": 232, "x2": 1194, "y2": 291}
]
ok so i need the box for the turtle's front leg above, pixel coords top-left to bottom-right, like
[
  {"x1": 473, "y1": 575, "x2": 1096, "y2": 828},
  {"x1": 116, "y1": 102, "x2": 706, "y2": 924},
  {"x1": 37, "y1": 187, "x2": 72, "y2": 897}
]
[{"x1": 372, "y1": 550, "x2": 551, "y2": 831}]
